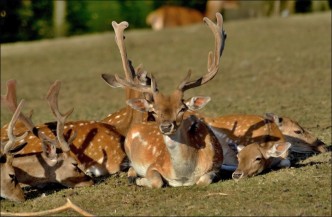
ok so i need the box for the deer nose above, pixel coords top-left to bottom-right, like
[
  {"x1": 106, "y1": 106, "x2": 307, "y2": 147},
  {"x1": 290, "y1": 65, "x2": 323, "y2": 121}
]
[
  {"x1": 159, "y1": 121, "x2": 174, "y2": 135},
  {"x1": 314, "y1": 139, "x2": 327, "y2": 153},
  {"x1": 232, "y1": 171, "x2": 243, "y2": 181}
]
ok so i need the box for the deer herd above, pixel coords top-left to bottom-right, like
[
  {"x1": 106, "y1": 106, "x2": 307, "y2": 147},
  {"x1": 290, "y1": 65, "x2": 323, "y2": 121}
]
[{"x1": 0, "y1": 13, "x2": 328, "y2": 204}]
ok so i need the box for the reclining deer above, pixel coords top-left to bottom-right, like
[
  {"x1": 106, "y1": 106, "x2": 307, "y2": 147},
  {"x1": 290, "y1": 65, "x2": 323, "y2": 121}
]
[
  {"x1": 102, "y1": 13, "x2": 228, "y2": 188},
  {"x1": 1, "y1": 96, "x2": 93, "y2": 202},
  {"x1": 1, "y1": 80, "x2": 127, "y2": 178},
  {"x1": 1, "y1": 100, "x2": 27, "y2": 202},
  {"x1": 2, "y1": 82, "x2": 94, "y2": 188}
]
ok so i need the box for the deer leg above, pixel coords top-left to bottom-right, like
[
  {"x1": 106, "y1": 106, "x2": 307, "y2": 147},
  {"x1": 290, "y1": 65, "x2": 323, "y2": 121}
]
[
  {"x1": 136, "y1": 167, "x2": 163, "y2": 188},
  {"x1": 127, "y1": 167, "x2": 137, "y2": 184},
  {"x1": 196, "y1": 171, "x2": 217, "y2": 186}
]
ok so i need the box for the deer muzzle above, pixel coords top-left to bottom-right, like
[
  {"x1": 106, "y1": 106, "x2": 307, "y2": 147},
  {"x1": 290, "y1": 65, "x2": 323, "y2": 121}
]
[
  {"x1": 232, "y1": 171, "x2": 244, "y2": 181},
  {"x1": 159, "y1": 121, "x2": 175, "y2": 135}
]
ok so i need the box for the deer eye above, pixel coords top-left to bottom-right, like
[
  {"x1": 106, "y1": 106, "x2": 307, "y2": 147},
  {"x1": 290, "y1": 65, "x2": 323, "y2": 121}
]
[
  {"x1": 255, "y1": 157, "x2": 262, "y2": 162},
  {"x1": 72, "y1": 163, "x2": 81, "y2": 172},
  {"x1": 294, "y1": 130, "x2": 302, "y2": 134},
  {"x1": 9, "y1": 174, "x2": 19, "y2": 185}
]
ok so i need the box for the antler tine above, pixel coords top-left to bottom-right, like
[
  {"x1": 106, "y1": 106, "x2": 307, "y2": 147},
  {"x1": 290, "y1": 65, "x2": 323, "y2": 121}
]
[
  {"x1": 112, "y1": 21, "x2": 135, "y2": 81},
  {"x1": 1, "y1": 80, "x2": 37, "y2": 134},
  {"x1": 179, "y1": 12, "x2": 226, "y2": 92},
  {"x1": 3, "y1": 100, "x2": 28, "y2": 154},
  {"x1": 46, "y1": 80, "x2": 74, "y2": 153},
  {"x1": 113, "y1": 73, "x2": 157, "y2": 94}
]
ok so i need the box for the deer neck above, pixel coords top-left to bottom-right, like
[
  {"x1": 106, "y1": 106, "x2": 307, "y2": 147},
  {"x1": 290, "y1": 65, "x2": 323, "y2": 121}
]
[{"x1": 162, "y1": 116, "x2": 205, "y2": 176}]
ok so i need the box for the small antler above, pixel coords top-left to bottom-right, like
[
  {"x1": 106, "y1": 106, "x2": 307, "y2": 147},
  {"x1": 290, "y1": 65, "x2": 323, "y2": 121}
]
[
  {"x1": 2, "y1": 100, "x2": 28, "y2": 154},
  {"x1": 178, "y1": 12, "x2": 226, "y2": 92},
  {"x1": 46, "y1": 80, "x2": 75, "y2": 153}
]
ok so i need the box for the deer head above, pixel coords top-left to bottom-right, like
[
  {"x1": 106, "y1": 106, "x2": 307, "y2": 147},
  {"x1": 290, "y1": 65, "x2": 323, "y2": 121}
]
[
  {"x1": 1, "y1": 100, "x2": 27, "y2": 202},
  {"x1": 1, "y1": 80, "x2": 94, "y2": 188},
  {"x1": 232, "y1": 141, "x2": 291, "y2": 180},
  {"x1": 265, "y1": 113, "x2": 327, "y2": 153}
]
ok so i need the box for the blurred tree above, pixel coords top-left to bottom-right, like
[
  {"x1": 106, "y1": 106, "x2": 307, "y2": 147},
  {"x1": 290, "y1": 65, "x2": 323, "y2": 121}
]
[
  {"x1": 29, "y1": 0, "x2": 53, "y2": 39},
  {"x1": 117, "y1": 0, "x2": 153, "y2": 28},
  {"x1": 0, "y1": 0, "x2": 32, "y2": 43},
  {"x1": 67, "y1": 1, "x2": 90, "y2": 35},
  {"x1": 151, "y1": 0, "x2": 207, "y2": 13}
]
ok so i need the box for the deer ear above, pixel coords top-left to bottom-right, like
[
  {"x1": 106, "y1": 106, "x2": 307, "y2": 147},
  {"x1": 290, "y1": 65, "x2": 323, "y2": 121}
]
[
  {"x1": 185, "y1": 96, "x2": 211, "y2": 111},
  {"x1": 42, "y1": 140, "x2": 57, "y2": 160},
  {"x1": 265, "y1": 113, "x2": 283, "y2": 127},
  {"x1": 127, "y1": 98, "x2": 151, "y2": 113},
  {"x1": 235, "y1": 144, "x2": 245, "y2": 152},
  {"x1": 266, "y1": 142, "x2": 291, "y2": 158}
]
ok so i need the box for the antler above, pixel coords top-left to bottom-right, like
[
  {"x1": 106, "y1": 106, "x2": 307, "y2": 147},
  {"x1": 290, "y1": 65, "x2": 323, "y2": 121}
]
[
  {"x1": 46, "y1": 80, "x2": 75, "y2": 153},
  {"x1": 178, "y1": 12, "x2": 226, "y2": 92},
  {"x1": 0, "y1": 198, "x2": 95, "y2": 216},
  {"x1": 112, "y1": 21, "x2": 135, "y2": 81},
  {"x1": 1, "y1": 100, "x2": 28, "y2": 154},
  {"x1": 1, "y1": 80, "x2": 36, "y2": 133},
  {"x1": 101, "y1": 20, "x2": 153, "y2": 89}
]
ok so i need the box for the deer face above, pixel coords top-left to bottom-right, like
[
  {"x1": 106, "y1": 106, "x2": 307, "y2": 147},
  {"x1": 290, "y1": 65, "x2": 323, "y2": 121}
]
[
  {"x1": 1, "y1": 154, "x2": 25, "y2": 202},
  {"x1": 127, "y1": 90, "x2": 211, "y2": 135},
  {"x1": 232, "y1": 142, "x2": 291, "y2": 180},
  {"x1": 54, "y1": 153, "x2": 93, "y2": 188}
]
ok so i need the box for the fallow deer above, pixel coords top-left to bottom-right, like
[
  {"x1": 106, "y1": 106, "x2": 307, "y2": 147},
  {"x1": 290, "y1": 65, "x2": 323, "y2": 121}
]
[
  {"x1": 146, "y1": 5, "x2": 204, "y2": 30},
  {"x1": 1, "y1": 81, "x2": 94, "y2": 189},
  {"x1": 1, "y1": 80, "x2": 127, "y2": 178},
  {"x1": 105, "y1": 13, "x2": 226, "y2": 188},
  {"x1": 1, "y1": 100, "x2": 27, "y2": 202}
]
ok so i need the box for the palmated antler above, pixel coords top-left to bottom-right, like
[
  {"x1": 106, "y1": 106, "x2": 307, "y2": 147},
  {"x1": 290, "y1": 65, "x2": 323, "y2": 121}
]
[{"x1": 101, "y1": 21, "x2": 153, "y2": 90}]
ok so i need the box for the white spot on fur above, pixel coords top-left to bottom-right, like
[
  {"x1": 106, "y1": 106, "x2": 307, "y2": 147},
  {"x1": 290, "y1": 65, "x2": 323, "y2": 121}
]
[
  {"x1": 132, "y1": 132, "x2": 140, "y2": 139},
  {"x1": 97, "y1": 157, "x2": 104, "y2": 164}
]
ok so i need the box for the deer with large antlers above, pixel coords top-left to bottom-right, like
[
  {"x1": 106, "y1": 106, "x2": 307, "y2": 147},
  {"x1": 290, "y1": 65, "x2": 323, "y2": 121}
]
[
  {"x1": 102, "y1": 13, "x2": 226, "y2": 188},
  {"x1": 1, "y1": 81, "x2": 94, "y2": 190},
  {"x1": 1, "y1": 100, "x2": 27, "y2": 202},
  {"x1": 1, "y1": 80, "x2": 127, "y2": 178}
]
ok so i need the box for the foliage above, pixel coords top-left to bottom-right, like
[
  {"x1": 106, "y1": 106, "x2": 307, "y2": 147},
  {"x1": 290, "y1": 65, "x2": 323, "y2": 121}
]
[{"x1": 66, "y1": 1, "x2": 90, "y2": 36}]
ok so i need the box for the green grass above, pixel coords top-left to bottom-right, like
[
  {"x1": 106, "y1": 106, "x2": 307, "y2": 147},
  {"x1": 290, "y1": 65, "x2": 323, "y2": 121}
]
[{"x1": 1, "y1": 12, "x2": 331, "y2": 216}]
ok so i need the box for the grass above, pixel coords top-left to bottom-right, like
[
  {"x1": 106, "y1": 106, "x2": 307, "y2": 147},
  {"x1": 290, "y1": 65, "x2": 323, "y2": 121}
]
[{"x1": 1, "y1": 12, "x2": 331, "y2": 216}]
